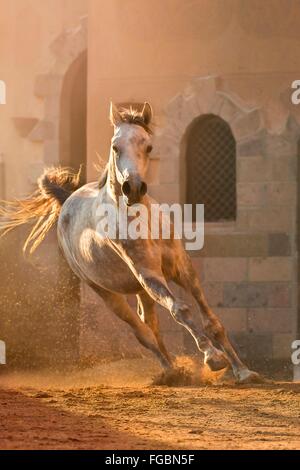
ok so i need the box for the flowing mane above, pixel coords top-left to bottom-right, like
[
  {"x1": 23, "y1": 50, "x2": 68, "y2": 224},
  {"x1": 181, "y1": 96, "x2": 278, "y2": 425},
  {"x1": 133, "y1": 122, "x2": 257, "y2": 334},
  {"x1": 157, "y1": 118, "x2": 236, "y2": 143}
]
[
  {"x1": 98, "y1": 166, "x2": 108, "y2": 189},
  {"x1": 117, "y1": 106, "x2": 153, "y2": 135}
]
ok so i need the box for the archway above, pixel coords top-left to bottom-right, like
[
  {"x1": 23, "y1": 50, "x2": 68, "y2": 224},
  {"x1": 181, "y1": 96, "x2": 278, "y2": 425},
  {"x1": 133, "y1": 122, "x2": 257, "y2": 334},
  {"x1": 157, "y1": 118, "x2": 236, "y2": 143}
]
[
  {"x1": 1, "y1": 20, "x2": 89, "y2": 369},
  {"x1": 55, "y1": 50, "x2": 88, "y2": 365},
  {"x1": 60, "y1": 51, "x2": 87, "y2": 182}
]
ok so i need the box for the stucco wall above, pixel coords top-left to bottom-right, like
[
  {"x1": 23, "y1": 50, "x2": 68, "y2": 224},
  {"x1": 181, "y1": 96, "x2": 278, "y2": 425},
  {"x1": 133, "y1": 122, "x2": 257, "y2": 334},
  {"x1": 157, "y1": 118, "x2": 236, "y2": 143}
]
[{"x1": 0, "y1": 0, "x2": 88, "y2": 367}]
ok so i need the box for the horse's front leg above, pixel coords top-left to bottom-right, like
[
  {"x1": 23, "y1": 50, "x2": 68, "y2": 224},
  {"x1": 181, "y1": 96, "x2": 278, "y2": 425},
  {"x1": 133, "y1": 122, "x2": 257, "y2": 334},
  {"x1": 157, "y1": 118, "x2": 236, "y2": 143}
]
[
  {"x1": 90, "y1": 283, "x2": 171, "y2": 370},
  {"x1": 114, "y1": 241, "x2": 229, "y2": 372}
]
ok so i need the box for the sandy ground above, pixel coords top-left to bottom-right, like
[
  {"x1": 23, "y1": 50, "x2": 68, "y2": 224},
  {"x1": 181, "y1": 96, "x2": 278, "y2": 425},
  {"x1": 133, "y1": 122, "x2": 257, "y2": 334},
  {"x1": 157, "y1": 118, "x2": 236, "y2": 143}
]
[{"x1": 1, "y1": 358, "x2": 300, "y2": 450}]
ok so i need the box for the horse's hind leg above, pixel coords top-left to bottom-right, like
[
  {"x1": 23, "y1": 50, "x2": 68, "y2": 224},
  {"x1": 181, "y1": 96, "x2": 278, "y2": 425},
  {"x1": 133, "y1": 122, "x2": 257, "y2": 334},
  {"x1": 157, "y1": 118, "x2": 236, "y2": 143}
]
[
  {"x1": 137, "y1": 291, "x2": 173, "y2": 365},
  {"x1": 173, "y1": 254, "x2": 260, "y2": 382},
  {"x1": 91, "y1": 285, "x2": 172, "y2": 369}
]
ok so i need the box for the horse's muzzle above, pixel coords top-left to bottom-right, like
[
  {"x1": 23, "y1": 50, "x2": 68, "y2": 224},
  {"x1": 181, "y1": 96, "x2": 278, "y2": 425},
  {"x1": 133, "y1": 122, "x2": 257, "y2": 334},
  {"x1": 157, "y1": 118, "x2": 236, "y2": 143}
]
[{"x1": 121, "y1": 178, "x2": 147, "y2": 205}]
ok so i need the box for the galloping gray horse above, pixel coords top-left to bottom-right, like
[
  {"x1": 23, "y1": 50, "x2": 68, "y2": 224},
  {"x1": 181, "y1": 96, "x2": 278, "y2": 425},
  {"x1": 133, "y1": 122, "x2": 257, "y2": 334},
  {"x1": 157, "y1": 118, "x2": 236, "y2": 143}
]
[{"x1": 0, "y1": 102, "x2": 260, "y2": 383}]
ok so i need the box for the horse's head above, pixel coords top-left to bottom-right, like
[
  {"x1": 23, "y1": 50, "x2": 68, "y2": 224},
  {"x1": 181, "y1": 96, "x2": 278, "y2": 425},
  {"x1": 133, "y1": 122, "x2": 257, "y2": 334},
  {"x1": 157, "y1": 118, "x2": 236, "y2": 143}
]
[{"x1": 109, "y1": 102, "x2": 153, "y2": 206}]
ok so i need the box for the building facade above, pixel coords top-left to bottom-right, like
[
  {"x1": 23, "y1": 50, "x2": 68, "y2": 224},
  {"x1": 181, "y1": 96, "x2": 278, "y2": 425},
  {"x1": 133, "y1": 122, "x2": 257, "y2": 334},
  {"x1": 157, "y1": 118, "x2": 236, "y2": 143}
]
[{"x1": 1, "y1": 0, "x2": 300, "y2": 373}]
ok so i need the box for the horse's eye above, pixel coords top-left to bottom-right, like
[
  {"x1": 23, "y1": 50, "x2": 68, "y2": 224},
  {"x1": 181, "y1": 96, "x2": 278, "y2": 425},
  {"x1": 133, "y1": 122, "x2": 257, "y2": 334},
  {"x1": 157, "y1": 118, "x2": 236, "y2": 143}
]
[{"x1": 146, "y1": 145, "x2": 153, "y2": 154}]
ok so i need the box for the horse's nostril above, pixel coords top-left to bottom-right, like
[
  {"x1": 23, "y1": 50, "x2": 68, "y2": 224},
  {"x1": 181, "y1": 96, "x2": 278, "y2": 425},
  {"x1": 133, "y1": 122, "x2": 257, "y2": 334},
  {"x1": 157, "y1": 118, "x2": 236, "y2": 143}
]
[
  {"x1": 140, "y1": 182, "x2": 147, "y2": 196},
  {"x1": 122, "y1": 181, "x2": 131, "y2": 196}
]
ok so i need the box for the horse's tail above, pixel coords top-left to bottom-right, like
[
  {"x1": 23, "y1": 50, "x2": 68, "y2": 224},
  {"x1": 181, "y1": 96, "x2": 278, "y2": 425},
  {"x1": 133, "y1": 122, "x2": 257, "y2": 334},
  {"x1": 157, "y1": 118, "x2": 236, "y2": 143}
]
[{"x1": 0, "y1": 166, "x2": 82, "y2": 254}]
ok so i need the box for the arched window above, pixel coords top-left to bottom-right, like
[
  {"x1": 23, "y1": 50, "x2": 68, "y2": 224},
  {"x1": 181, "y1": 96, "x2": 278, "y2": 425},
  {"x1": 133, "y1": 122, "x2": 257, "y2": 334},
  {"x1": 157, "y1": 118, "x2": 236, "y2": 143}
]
[
  {"x1": 186, "y1": 114, "x2": 236, "y2": 222},
  {"x1": 60, "y1": 51, "x2": 87, "y2": 184}
]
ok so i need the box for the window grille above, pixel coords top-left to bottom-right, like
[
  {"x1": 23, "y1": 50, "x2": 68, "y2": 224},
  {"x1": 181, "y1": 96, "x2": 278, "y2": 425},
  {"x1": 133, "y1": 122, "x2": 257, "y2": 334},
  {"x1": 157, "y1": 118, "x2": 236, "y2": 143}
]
[{"x1": 186, "y1": 114, "x2": 236, "y2": 222}]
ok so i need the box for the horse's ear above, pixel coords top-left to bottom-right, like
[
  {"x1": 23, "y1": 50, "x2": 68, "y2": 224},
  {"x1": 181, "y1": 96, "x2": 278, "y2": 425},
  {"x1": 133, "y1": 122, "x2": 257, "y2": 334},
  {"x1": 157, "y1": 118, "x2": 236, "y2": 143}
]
[
  {"x1": 141, "y1": 102, "x2": 153, "y2": 126},
  {"x1": 109, "y1": 101, "x2": 122, "y2": 126}
]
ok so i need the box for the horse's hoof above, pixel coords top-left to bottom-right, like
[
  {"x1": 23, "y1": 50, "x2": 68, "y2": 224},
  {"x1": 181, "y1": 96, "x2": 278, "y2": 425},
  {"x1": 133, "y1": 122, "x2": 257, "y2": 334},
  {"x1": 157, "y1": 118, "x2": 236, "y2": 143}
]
[
  {"x1": 204, "y1": 350, "x2": 229, "y2": 372},
  {"x1": 236, "y1": 369, "x2": 265, "y2": 384}
]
